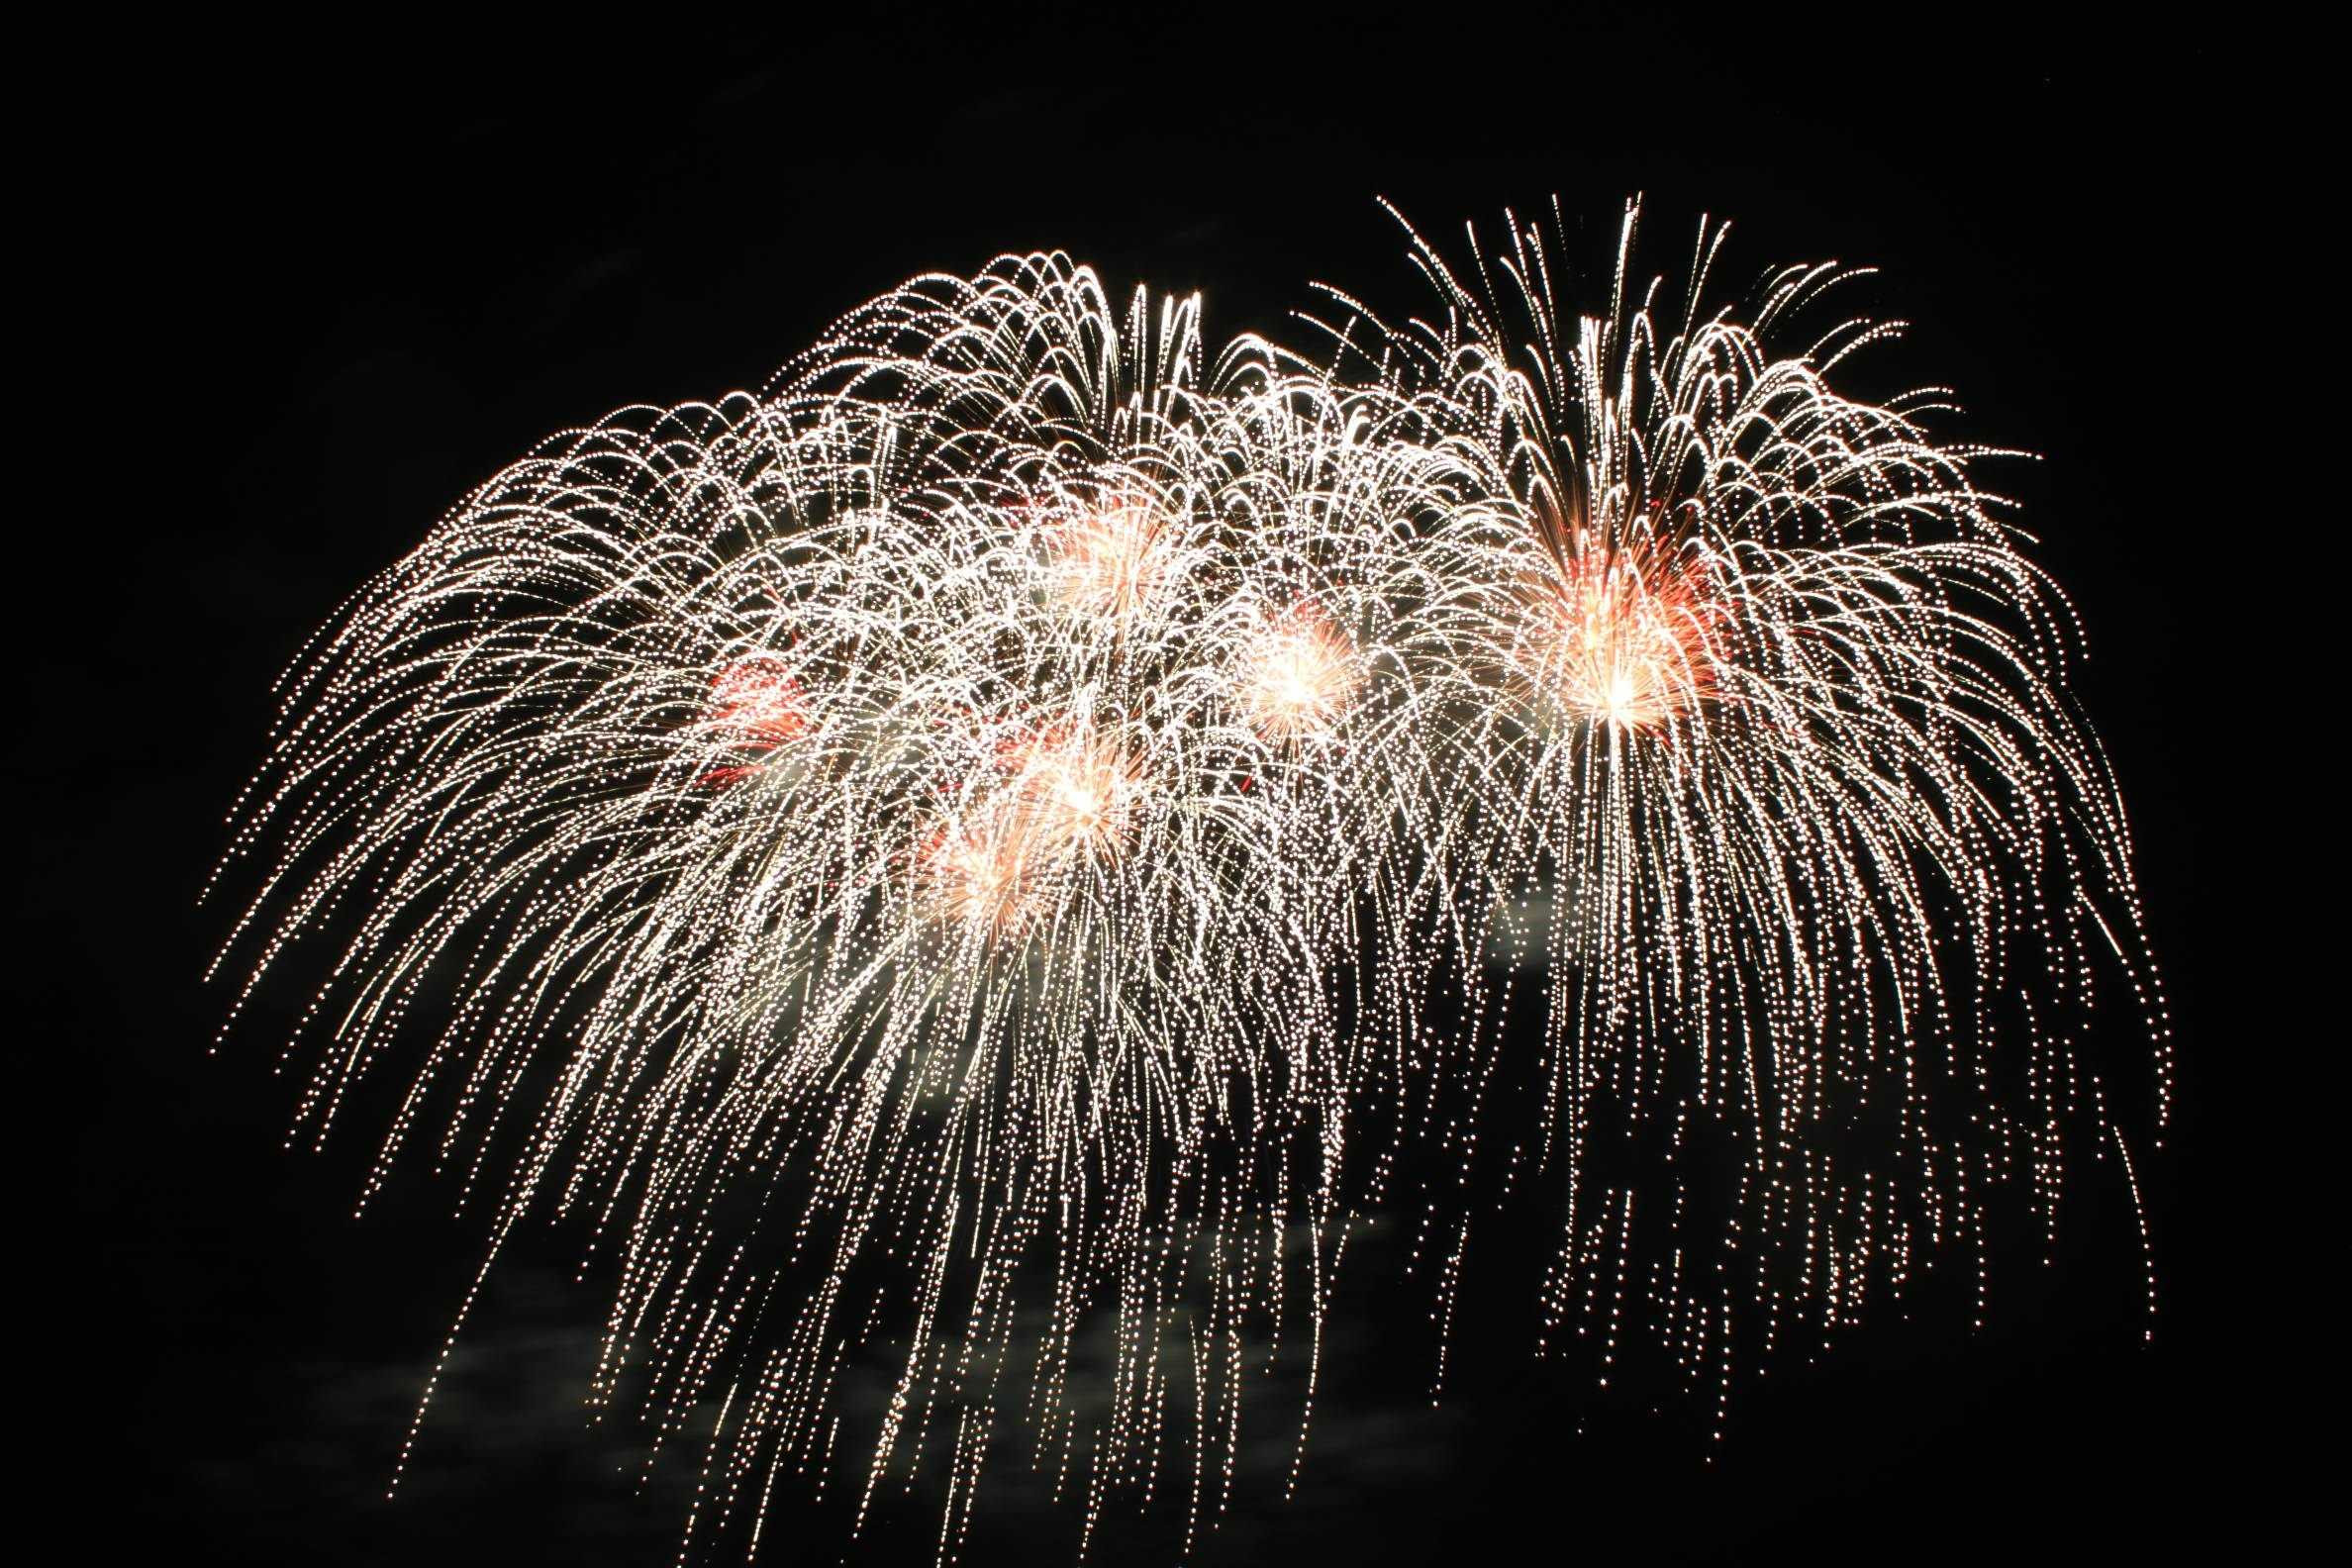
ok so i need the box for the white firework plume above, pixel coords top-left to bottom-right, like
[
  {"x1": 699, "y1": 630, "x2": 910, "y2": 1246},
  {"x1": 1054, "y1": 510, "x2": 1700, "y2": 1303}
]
[
  {"x1": 1299, "y1": 199, "x2": 2174, "y2": 1418},
  {"x1": 212, "y1": 251, "x2": 1464, "y2": 1555},
  {"x1": 209, "y1": 209, "x2": 2172, "y2": 1559}
]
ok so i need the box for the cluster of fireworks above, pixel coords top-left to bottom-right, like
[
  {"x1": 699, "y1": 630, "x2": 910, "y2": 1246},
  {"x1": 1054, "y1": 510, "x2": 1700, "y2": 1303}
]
[{"x1": 211, "y1": 200, "x2": 2170, "y2": 1559}]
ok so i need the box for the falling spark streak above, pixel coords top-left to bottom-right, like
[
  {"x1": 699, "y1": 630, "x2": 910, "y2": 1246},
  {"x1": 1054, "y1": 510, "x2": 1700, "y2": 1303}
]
[{"x1": 212, "y1": 208, "x2": 2170, "y2": 1559}]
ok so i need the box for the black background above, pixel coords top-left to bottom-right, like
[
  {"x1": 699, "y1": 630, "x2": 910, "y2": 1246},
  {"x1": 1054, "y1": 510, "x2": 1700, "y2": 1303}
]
[{"x1": 49, "y1": 8, "x2": 2246, "y2": 1563}]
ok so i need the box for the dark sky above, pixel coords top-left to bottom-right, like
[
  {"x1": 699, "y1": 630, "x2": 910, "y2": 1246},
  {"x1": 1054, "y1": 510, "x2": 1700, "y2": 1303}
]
[{"x1": 52, "y1": 10, "x2": 2239, "y2": 1564}]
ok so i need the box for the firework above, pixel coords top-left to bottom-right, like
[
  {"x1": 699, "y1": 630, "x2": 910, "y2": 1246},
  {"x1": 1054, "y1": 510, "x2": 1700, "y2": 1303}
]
[
  {"x1": 214, "y1": 251, "x2": 1462, "y2": 1558},
  {"x1": 1305, "y1": 197, "x2": 2173, "y2": 1415},
  {"x1": 212, "y1": 209, "x2": 2169, "y2": 1558}
]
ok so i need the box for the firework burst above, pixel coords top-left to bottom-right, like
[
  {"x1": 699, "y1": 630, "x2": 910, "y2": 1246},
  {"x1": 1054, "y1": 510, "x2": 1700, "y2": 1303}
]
[
  {"x1": 212, "y1": 208, "x2": 2170, "y2": 1558},
  {"x1": 213, "y1": 250, "x2": 1462, "y2": 1558},
  {"x1": 1305, "y1": 197, "x2": 2173, "y2": 1415}
]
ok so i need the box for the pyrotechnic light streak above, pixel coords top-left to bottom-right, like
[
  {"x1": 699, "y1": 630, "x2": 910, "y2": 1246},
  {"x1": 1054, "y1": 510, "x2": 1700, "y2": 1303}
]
[{"x1": 210, "y1": 203, "x2": 2170, "y2": 1560}]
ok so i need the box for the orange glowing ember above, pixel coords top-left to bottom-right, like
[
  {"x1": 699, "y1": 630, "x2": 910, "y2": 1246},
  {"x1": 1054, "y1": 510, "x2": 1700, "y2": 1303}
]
[
  {"x1": 1236, "y1": 603, "x2": 1358, "y2": 741},
  {"x1": 697, "y1": 656, "x2": 810, "y2": 784},
  {"x1": 1517, "y1": 547, "x2": 1720, "y2": 732}
]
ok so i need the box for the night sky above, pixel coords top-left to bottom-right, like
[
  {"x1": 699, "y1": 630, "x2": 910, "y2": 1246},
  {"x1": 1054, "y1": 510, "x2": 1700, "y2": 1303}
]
[{"x1": 55, "y1": 12, "x2": 2235, "y2": 1563}]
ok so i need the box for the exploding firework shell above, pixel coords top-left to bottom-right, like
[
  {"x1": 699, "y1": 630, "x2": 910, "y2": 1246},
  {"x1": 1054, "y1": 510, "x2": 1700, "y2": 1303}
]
[
  {"x1": 1312, "y1": 198, "x2": 2172, "y2": 1410},
  {"x1": 214, "y1": 250, "x2": 1470, "y2": 1553},
  {"x1": 213, "y1": 215, "x2": 2170, "y2": 1558}
]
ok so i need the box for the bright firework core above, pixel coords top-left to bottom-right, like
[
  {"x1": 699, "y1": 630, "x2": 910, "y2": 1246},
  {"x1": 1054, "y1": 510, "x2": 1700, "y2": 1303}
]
[
  {"x1": 1237, "y1": 602, "x2": 1358, "y2": 742},
  {"x1": 1517, "y1": 544, "x2": 1720, "y2": 733},
  {"x1": 920, "y1": 722, "x2": 1144, "y2": 935},
  {"x1": 1044, "y1": 496, "x2": 1175, "y2": 616}
]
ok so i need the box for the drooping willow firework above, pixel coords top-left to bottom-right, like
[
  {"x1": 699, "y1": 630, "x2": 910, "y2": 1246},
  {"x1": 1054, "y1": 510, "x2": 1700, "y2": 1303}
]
[
  {"x1": 210, "y1": 202, "x2": 2169, "y2": 1558},
  {"x1": 1300, "y1": 200, "x2": 2173, "y2": 1419}
]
